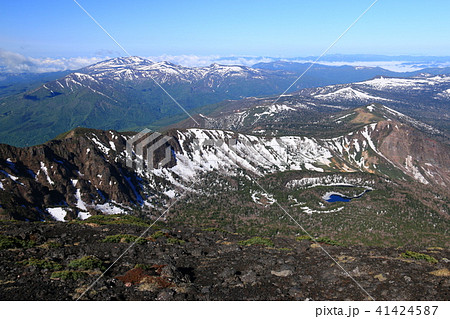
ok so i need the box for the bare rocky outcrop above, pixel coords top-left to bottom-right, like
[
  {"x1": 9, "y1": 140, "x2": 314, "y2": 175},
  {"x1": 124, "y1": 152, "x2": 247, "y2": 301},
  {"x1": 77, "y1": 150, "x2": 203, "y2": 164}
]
[{"x1": 0, "y1": 220, "x2": 448, "y2": 301}]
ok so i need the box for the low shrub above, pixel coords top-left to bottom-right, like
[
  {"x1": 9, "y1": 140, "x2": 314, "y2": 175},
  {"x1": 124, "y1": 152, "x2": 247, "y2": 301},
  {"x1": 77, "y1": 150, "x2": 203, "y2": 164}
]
[
  {"x1": 151, "y1": 230, "x2": 168, "y2": 239},
  {"x1": 296, "y1": 235, "x2": 313, "y2": 241},
  {"x1": 166, "y1": 237, "x2": 185, "y2": 245},
  {"x1": 45, "y1": 241, "x2": 63, "y2": 248},
  {"x1": 68, "y1": 256, "x2": 104, "y2": 270},
  {"x1": 18, "y1": 258, "x2": 62, "y2": 270},
  {"x1": 0, "y1": 234, "x2": 35, "y2": 249},
  {"x1": 51, "y1": 270, "x2": 87, "y2": 280},
  {"x1": 134, "y1": 264, "x2": 153, "y2": 271},
  {"x1": 401, "y1": 251, "x2": 438, "y2": 263}
]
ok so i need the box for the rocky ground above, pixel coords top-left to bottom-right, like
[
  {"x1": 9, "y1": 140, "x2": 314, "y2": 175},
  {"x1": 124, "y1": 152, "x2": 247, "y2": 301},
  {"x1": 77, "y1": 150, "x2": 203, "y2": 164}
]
[{"x1": 0, "y1": 218, "x2": 449, "y2": 301}]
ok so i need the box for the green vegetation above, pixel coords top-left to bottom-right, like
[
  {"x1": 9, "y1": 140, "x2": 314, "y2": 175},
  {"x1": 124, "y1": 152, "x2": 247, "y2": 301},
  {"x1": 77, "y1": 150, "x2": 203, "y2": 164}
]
[
  {"x1": 238, "y1": 236, "x2": 274, "y2": 247},
  {"x1": 167, "y1": 237, "x2": 185, "y2": 245},
  {"x1": 296, "y1": 235, "x2": 342, "y2": 246},
  {"x1": 68, "y1": 256, "x2": 105, "y2": 270},
  {"x1": 134, "y1": 264, "x2": 153, "y2": 271},
  {"x1": 18, "y1": 258, "x2": 63, "y2": 270},
  {"x1": 172, "y1": 170, "x2": 450, "y2": 249},
  {"x1": 400, "y1": 251, "x2": 438, "y2": 264},
  {"x1": 45, "y1": 241, "x2": 63, "y2": 249},
  {"x1": 0, "y1": 69, "x2": 305, "y2": 147},
  {"x1": 51, "y1": 270, "x2": 87, "y2": 281},
  {"x1": 0, "y1": 234, "x2": 35, "y2": 249},
  {"x1": 102, "y1": 234, "x2": 147, "y2": 244},
  {"x1": 77, "y1": 214, "x2": 150, "y2": 227},
  {"x1": 151, "y1": 230, "x2": 168, "y2": 239},
  {"x1": 296, "y1": 235, "x2": 313, "y2": 241},
  {"x1": 54, "y1": 127, "x2": 103, "y2": 141}
]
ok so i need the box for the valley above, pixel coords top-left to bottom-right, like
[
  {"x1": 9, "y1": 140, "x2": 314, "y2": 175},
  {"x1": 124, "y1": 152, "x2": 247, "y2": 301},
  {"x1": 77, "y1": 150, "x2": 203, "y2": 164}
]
[
  {"x1": 0, "y1": 103, "x2": 448, "y2": 247},
  {"x1": 0, "y1": 57, "x2": 449, "y2": 301}
]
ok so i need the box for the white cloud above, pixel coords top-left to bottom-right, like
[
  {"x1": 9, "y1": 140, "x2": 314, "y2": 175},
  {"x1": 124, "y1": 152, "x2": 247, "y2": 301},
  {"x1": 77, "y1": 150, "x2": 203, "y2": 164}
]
[
  {"x1": 0, "y1": 49, "x2": 108, "y2": 73},
  {"x1": 1, "y1": 49, "x2": 450, "y2": 73},
  {"x1": 146, "y1": 54, "x2": 276, "y2": 67},
  {"x1": 146, "y1": 54, "x2": 220, "y2": 67},
  {"x1": 289, "y1": 59, "x2": 431, "y2": 72},
  {"x1": 0, "y1": 50, "x2": 277, "y2": 73}
]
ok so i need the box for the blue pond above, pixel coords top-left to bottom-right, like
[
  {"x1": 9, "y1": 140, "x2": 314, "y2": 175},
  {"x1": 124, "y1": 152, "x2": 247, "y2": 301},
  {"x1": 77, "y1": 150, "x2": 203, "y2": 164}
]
[
  {"x1": 324, "y1": 189, "x2": 371, "y2": 203},
  {"x1": 326, "y1": 194, "x2": 351, "y2": 203}
]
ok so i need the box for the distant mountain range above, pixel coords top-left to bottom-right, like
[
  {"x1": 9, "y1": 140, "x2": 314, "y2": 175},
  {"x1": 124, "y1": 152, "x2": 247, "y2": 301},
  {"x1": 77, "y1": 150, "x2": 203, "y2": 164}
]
[
  {"x1": 253, "y1": 60, "x2": 450, "y2": 78},
  {"x1": 178, "y1": 74, "x2": 450, "y2": 139},
  {"x1": 1, "y1": 56, "x2": 450, "y2": 147},
  {"x1": 0, "y1": 57, "x2": 298, "y2": 146},
  {"x1": 0, "y1": 104, "x2": 448, "y2": 246},
  {"x1": 0, "y1": 56, "x2": 449, "y2": 247}
]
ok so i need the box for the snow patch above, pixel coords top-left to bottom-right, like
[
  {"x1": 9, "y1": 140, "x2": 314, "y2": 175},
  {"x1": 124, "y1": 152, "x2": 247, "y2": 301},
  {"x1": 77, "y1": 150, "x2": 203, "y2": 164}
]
[
  {"x1": 300, "y1": 206, "x2": 345, "y2": 214},
  {"x1": 75, "y1": 189, "x2": 87, "y2": 211},
  {"x1": 77, "y1": 212, "x2": 92, "y2": 220},
  {"x1": 109, "y1": 141, "x2": 116, "y2": 151},
  {"x1": 164, "y1": 189, "x2": 176, "y2": 198},
  {"x1": 90, "y1": 135, "x2": 110, "y2": 154},
  {"x1": 405, "y1": 155, "x2": 429, "y2": 184},
  {"x1": 94, "y1": 202, "x2": 128, "y2": 215},
  {"x1": 47, "y1": 207, "x2": 67, "y2": 222},
  {"x1": 0, "y1": 170, "x2": 19, "y2": 182},
  {"x1": 286, "y1": 175, "x2": 374, "y2": 189},
  {"x1": 314, "y1": 87, "x2": 387, "y2": 102},
  {"x1": 251, "y1": 191, "x2": 275, "y2": 206},
  {"x1": 358, "y1": 76, "x2": 432, "y2": 90},
  {"x1": 304, "y1": 163, "x2": 323, "y2": 172},
  {"x1": 39, "y1": 162, "x2": 54, "y2": 185}
]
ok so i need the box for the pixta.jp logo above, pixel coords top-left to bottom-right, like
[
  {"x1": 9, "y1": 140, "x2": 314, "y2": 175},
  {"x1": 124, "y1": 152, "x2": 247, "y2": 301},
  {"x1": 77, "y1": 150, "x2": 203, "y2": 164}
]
[{"x1": 126, "y1": 129, "x2": 174, "y2": 173}]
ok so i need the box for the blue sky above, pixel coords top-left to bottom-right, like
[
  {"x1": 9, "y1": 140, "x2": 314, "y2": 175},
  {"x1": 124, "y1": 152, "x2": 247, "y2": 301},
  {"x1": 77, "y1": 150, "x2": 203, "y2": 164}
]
[{"x1": 1, "y1": 0, "x2": 450, "y2": 58}]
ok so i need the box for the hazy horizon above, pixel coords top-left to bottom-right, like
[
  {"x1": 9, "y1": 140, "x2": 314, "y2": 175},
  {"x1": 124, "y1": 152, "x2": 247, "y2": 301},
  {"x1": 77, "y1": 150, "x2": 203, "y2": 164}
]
[
  {"x1": 2, "y1": 0, "x2": 450, "y2": 72},
  {"x1": 2, "y1": 49, "x2": 450, "y2": 74}
]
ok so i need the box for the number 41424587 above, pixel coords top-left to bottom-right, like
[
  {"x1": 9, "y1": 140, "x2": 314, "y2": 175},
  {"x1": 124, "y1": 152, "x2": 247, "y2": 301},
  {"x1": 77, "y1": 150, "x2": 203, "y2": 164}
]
[{"x1": 376, "y1": 306, "x2": 438, "y2": 316}]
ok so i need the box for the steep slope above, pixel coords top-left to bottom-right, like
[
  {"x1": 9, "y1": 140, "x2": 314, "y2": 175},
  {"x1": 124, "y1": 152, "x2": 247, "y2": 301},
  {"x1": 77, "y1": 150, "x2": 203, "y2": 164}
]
[
  {"x1": 0, "y1": 128, "x2": 167, "y2": 221},
  {"x1": 1, "y1": 119, "x2": 449, "y2": 248},
  {"x1": 1, "y1": 106, "x2": 448, "y2": 221},
  {"x1": 158, "y1": 108, "x2": 450, "y2": 188}
]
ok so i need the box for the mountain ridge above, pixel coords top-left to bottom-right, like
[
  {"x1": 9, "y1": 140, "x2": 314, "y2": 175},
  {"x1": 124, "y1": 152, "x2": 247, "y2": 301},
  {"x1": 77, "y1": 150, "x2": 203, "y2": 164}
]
[
  {"x1": 2, "y1": 57, "x2": 450, "y2": 147},
  {"x1": 1, "y1": 105, "x2": 448, "y2": 219},
  {"x1": 174, "y1": 74, "x2": 450, "y2": 140}
]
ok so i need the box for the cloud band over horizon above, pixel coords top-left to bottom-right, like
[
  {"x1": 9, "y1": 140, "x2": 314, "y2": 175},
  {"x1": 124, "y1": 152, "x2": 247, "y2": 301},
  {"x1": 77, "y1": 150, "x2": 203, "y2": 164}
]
[{"x1": 1, "y1": 49, "x2": 450, "y2": 74}]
